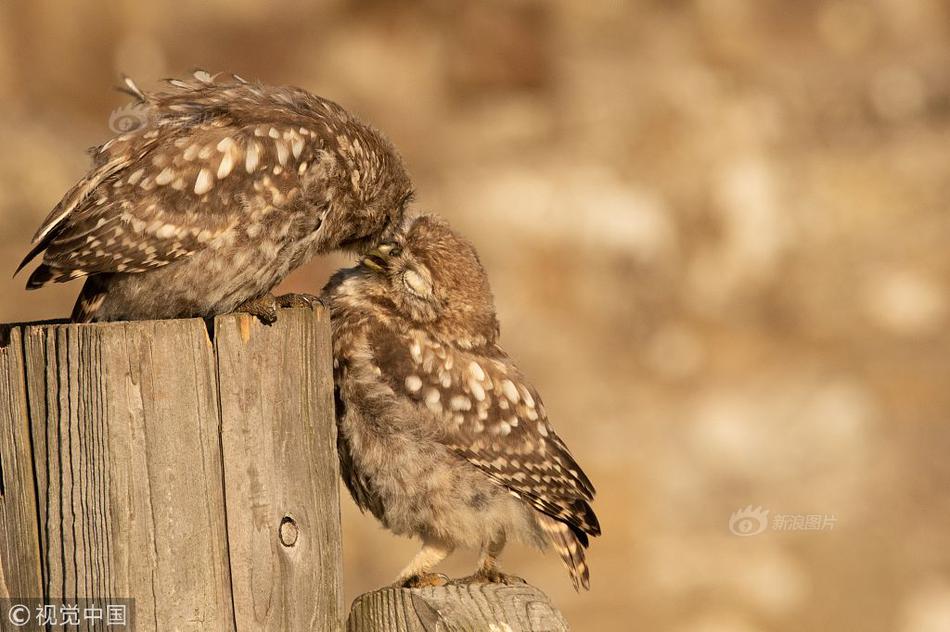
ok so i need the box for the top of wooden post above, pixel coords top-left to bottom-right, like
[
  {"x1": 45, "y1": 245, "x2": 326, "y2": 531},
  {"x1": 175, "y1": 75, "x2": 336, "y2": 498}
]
[{"x1": 347, "y1": 582, "x2": 570, "y2": 632}]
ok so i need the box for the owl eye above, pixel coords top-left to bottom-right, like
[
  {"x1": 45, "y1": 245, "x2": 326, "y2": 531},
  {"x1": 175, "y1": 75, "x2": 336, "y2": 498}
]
[{"x1": 403, "y1": 269, "x2": 432, "y2": 298}]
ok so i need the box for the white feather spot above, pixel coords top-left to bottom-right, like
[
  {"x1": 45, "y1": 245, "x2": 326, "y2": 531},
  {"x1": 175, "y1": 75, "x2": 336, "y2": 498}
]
[
  {"x1": 155, "y1": 168, "x2": 175, "y2": 186},
  {"x1": 405, "y1": 375, "x2": 422, "y2": 392},
  {"x1": 468, "y1": 379, "x2": 486, "y2": 402},
  {"x1": 127, "y1": 168, "x2": 144, "y2": 185},
  {"x1": 216, "y1": 137, "x2": 235, "y2": 153},
  {"x1": 520, "y1": 386, "x2": 536, "y2": 408},
  {"x1": 156, "y1": 224, "x2": 177, "y2": 239},
  {"x1": 424, "y1": 388, "x2": 441, "y2": 411},
  {"x1": 450, "y1": 395, "x2": 471, "y2": 411},
  {"x1": 274, "y1": 139, "x2": 288, "y2": 165},
  {"x1": 501, "y1": 380, "x2": 520, "y2": 403},
  {"x1": 194, "y1": 168, "x2": 214, "y2": 195},
  {"x1": 537, "y1": 422, "x2": 549, "y2": 437},
  {"x1": 245, "y1": 142, "x2": 260, "y2": 172},
  {"x1": 217, "y1": 152, "x2": 234, "y2": 178},
  {"x1": 469, "y1": 361, "x2": 486, "y2": 381}
]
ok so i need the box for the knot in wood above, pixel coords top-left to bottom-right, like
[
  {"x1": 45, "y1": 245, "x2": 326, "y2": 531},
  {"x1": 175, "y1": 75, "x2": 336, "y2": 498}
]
[{"x1": 279, "y1": 516, "x2": 299, "y2": 547}]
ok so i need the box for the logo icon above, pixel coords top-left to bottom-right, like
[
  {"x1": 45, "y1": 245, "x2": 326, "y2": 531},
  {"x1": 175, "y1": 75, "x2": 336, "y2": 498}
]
[
  {"x1": 108, "y1": 103, "x2": 150, "y2": 133},
  {"x1": 729, "y1": 505, "x2": 770, "y2": 536},
  {"x1": 7, "y1": 604, "x2": 30, "y2": 626}
]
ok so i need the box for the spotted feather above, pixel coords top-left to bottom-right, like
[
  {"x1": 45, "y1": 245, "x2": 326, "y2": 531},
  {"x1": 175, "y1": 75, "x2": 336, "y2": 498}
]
[
  {"x1": 369, "y1": 327, "x2": 600, "y2": 539},
  {"x1": 17, "y1": 70, "x2": 412, "y2": 322}
]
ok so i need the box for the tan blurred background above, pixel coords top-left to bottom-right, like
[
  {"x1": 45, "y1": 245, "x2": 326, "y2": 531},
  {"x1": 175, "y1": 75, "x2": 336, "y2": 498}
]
[{"x1": 2, "y1": 1, "x2": 950, "y2": 630}]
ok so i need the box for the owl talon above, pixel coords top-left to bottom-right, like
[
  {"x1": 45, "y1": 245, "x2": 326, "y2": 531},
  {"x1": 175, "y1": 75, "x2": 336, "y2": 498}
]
[
  {"x1": 399, "y1": 572, "x2": 450, "y2": 589},
  {"x1": 452, "y1": 568, "x2": 526, "y2": 586},
  {"x1": 275, "y1": 292, "x2": 323, "y2": 310},
  {"x1": 235, "y1": 294, "x2": 279, "y2": 325}
]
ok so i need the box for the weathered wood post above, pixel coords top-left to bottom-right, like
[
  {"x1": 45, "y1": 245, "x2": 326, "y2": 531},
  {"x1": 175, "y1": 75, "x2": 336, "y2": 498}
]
[
  {"x1": 0, "y1": 308, "x2": 342, "y2": 631},
  {"x1": 347, "y1": 583, "x2": 570, "y2": 632}
]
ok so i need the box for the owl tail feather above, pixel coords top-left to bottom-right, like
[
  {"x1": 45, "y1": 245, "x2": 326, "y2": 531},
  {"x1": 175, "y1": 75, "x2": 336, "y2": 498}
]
[
  {"x1": 537, "y1": 513, "x2": 590, "y2": 591},
  {"x1": 71, "y1": 277, "x2": 108, "y2": 323}
]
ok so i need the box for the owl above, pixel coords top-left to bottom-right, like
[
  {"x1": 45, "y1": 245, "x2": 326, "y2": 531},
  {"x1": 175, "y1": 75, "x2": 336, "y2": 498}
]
[
  {"x1": 17, "y1": 70, "x2": 413, "y2": 323},
  {"x1": 323, "y1": 214, "x2": 600, "y2": 590}
]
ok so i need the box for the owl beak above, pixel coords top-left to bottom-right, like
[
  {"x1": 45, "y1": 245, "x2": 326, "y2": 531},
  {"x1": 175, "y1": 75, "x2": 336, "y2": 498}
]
[{"x1": 361, "y1": 243, "x2": 399, "y2": 272}]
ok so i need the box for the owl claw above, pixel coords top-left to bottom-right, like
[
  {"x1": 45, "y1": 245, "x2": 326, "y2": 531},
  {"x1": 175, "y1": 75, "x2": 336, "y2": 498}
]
[
  {"x1": 452, "y1": 568, "x2": 526, "y2": 586},
  {"x1": 398, "y1": 572, "x2": 450, "y2": 589},
  {"x1": 275, "y1": 293, "x2": 324, "y2": 310},
  {"x1": 235, "y1": 294, "x2": 279, "y2": 325}
]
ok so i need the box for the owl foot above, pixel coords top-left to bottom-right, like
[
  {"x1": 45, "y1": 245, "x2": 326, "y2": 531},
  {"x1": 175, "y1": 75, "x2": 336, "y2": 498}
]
[
  {"x1": 452, "y1": 567, "x2": 526, "y2": 586},
  {"x1": 275, "y1": 293, "x2": 324, "y2": 310},
  {"x1": 235, "y1": 294, "x2": 279, "y2": 325},
  {"x1": 398, "y1": 572, "x2": 450, "y2": 589}
]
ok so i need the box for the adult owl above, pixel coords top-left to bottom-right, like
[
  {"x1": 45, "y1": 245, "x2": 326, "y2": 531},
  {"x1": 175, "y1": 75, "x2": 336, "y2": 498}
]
[
  {"x1": 17, "y1": 70, "x2": 413, "y2": 323},
  {"x1": 323, "y1": 214, "x2": 600, "y2": 590}
]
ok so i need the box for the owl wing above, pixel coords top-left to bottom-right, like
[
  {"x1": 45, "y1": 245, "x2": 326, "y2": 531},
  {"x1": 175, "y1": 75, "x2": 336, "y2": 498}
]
[
  {"x1": 19, "y1": 75, "x2": 329, "y2": 288},
  {"x1": 369, "y1": 327, "x2": 600, "y2": 538}
]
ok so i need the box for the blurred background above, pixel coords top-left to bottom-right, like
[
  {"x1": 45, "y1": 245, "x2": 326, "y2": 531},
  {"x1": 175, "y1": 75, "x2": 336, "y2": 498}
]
[{"x1": 2, "y1": 1, "x2": 949, "y2": 630}]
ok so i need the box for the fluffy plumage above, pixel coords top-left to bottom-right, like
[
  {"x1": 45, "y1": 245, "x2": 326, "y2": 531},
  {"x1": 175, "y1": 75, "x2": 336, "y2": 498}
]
[
  {"x1": 323, "y1": 214, "x2": 600, "y2": 590},
  {"x1": 18, "y1": 70, "x2": 413, "y2": 322}
]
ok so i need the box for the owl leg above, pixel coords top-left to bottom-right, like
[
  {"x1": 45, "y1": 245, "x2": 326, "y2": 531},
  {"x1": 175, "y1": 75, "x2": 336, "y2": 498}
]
[
  {"x1": 394, "y1": 536, "x2": 453, "y2": 588},
  {"x1": 454, "y1": 532, "x2": 525, "y2": 585},
  {"x1": 235, "y1": 293, "x2": 279, "y2": 324},
  {"x1": 275, "y1": 293, "x2": 324, "y2": 310}
]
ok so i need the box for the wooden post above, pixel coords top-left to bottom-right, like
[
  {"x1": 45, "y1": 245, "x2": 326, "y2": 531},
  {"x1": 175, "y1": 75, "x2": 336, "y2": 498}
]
[
  {"x1": 0, "y1": 308, "x2": 342, "y2": 631},
  {"x1": 346, "y1": 583, "x2": 570, "y2": 632}
]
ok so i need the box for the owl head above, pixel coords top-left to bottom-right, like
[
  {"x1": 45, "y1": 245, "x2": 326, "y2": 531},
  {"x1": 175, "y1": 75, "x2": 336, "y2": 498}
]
[
  {"x1": 317, "y1": 124, "x2": 415, "y2": 255},
  {"x1": 359, "y1": 213, "x2": 500, "y2": 347}
]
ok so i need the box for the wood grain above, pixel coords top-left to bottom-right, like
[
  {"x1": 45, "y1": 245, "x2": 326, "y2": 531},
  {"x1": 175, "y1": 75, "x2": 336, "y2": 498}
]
[
  {"x1": 21, "y1": 318, "x2": 234, "y2": 631},
  {"x1": 347, "y1": 583, "x2": 570, "y2": 632},
  {"x1": 0, "y1": 326, "x2": 43, "y2": 600},
  {"x1": 214, "y1": 308, "x2": 343, "y2": 632}
]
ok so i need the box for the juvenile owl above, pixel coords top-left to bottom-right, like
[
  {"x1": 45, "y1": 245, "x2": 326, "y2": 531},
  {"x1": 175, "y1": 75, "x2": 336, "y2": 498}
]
[
  {"x1": 17, "y1": 71, "x2": 413, "y2": 323},
  {"x1": 323, "y1": 214, "x2": 600, "y2": 590}
]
